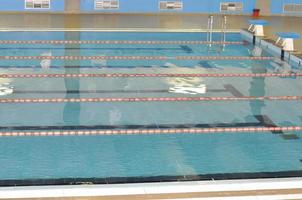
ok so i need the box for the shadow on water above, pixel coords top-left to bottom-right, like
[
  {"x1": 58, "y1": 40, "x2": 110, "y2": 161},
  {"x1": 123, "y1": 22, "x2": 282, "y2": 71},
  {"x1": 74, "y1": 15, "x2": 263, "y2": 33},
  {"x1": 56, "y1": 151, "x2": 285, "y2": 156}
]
[{"x1": 63, "y1": 32, "x2": 81, "y2": 125}]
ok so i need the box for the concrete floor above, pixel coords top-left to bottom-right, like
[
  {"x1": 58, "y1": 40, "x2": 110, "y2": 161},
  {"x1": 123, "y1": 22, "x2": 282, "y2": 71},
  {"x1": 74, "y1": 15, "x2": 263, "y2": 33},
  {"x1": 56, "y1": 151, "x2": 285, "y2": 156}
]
[{"x1": 0, "y1": 13, "x2": 301, "y2": 51}]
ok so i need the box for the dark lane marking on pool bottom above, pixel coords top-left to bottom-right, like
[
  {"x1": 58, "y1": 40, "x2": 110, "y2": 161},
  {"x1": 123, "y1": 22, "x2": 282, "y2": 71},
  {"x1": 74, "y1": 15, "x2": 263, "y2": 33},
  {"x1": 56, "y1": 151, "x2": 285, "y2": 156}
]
[
  {"x1": 255, "y1": 115, "x2": 300, "y2": 139},
  {"x1": 281, "y1": 134, "x2": 300, "y2": 139},
  {"x1": 0, "y1": 170, "x2": 301, "y2": 187},
  {"x1": 180, "y1": 45, "x2": 193, "y2": 53},
  {"x1": 11, "y1": 89, "x2": 226, "y2": 94},
  {"x1": 1, "y1": 96, "x2": 302, "y2": 103},
  {"x1": 1, "y1": 73, "x2": 302, "y2": 78},
  {"x1": 0, "y1": 115, "x2": 283, "y2": 135},
  {"x1": 0, "y1": 121, "x2": 264, "y2": 131},
  {"x1": 223, "y1": 84, "x2": 244, "y2": 97},
  {"x1": 254, "y1": 115, "x2": 283, "y2": 134}
]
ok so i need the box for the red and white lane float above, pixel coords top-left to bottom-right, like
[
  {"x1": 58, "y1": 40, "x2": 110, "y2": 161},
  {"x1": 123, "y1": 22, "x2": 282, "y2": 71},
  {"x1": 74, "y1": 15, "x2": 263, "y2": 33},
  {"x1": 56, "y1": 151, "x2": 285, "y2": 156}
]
[
  {"x1": 0, "y1": 56, "x2": 274, "y2": 60},
  {"x1": 0, "y1": 56, "x2": 168, "y2": 60},
  {"x1": 0, "y1": 40, "x2": 245, "y2": 45},
  {"x1": 0, "y1": 96, "x2": 302, "y2": 103},
  {"x1": 175, "y1": 56, "x2": 274, "y2": 60},
  {"x1": 0, "y1": 126, "x2": 301, "y2": 137},
  {"x1": 1, "y1": 73, "x2": 300, "y2": 79}
]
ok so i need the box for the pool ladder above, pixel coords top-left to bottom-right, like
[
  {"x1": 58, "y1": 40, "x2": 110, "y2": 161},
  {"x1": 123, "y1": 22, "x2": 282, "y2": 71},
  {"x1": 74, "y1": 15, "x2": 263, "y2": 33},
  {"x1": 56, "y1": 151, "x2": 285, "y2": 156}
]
[
  {"x1": 220, "y1": 15, "x2": 227, "y2": 51},
  {"x1": 206, "y1": 15, "x2": 214, "y2": 50},
  {"x1": 207, "y1": 15, "x2": 227, "y2": 53}
]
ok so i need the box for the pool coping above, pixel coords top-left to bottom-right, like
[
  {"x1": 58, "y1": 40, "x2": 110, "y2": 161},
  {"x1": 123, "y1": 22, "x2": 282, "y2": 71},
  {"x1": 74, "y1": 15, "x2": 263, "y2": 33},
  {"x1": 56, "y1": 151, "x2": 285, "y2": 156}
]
[
  {"x1": 0, "y1": 177, "x2": 301, "y2": 199},
  {"x1": 0, "y1": 28, "x2": 241, "y2": 32},
  {"x1": 1, "y1": 170, "x2": 302, "y2": 187}
]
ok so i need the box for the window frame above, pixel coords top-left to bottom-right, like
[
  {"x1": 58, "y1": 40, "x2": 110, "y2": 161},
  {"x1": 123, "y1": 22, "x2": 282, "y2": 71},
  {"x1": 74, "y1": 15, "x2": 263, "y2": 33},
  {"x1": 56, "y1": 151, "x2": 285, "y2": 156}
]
[
  {"x1": 25, "y1": 0, "x2": 51, "y2": 10},
  {"x1": 94, "y1": 0, "x2": 119, "y2": 10},
  {"x1": 220, "y1": 2, "x2": 243, "y2": 12},
  {"x1": 158, "y1": 1, "x2": 183, "y2": 11},
  {"x1": 283, "y1": 3, "x2": 302, "y2": 13}
]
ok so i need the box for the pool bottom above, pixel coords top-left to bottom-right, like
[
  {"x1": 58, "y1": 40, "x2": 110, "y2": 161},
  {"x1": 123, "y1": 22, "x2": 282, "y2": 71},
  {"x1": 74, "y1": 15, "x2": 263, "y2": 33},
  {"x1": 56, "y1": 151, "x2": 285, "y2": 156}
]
[{"x1": 1, "y1": 170, "x2": 302, "y2": 187}]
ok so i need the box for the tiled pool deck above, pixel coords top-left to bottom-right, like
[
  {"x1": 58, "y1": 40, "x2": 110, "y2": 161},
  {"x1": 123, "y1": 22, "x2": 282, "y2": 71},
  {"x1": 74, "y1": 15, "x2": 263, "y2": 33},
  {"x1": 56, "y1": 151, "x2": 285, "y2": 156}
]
[{"x1": 20, "y1": 189, "x2": 302, "y2": 200}]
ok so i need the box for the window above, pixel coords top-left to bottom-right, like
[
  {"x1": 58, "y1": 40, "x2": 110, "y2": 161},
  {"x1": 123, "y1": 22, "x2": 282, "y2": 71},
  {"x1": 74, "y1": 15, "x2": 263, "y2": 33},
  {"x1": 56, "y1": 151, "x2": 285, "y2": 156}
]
[
  {"x1": 283, "y1": 4, "x2": 302, "y2": 13},
  {"x1": 159, "y1": 1, "x2": 183, "y2": 11},
  {"x1": 25, "y1": 0, "x2": 50, "y2": 9},
  {"x1": 94, "y1": 0, "x2": 119, "y2": 10},
  {"x1": 220, "y1": 2, "x2": 243, "y2": 12}
]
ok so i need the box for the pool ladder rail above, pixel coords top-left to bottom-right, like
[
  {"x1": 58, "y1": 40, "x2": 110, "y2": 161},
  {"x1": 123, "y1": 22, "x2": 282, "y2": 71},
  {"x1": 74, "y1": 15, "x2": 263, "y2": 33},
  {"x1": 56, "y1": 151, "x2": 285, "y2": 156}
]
[
  {"x1": 207, "y1": 15, "x2": 227, "y2": 53},
  {"x1": 206, "y1": 15, "x2": 214, "y2": 50},
  {"x1": 220, "y1": 15, "x2": 227, "y2": 51}
]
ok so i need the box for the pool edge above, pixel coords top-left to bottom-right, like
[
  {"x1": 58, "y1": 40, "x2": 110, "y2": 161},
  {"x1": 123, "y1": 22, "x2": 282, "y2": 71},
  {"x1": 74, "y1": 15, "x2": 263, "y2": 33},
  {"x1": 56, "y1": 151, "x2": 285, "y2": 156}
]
[
  {"x1": 240, "y1": 29, "x2": 302, "y2": 66},
  {"x1": 0, "y1": 28, "x2": 241, "y2": 32},
  {"x1": 0, "y1": 177, "x2": 302, "y2": 199}
]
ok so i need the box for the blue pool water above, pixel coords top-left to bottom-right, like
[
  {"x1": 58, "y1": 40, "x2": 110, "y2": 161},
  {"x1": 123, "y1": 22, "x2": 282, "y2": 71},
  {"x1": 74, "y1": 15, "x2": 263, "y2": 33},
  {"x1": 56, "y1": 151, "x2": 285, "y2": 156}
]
[{"x1": 0, "y1": 32, "x2": 301, "y2": 185}]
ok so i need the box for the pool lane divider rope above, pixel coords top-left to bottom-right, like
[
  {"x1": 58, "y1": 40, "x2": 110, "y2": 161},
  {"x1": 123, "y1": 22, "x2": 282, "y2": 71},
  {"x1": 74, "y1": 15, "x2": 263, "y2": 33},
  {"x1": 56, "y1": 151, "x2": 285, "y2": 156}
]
[
  {"x1": 1, "y1": 96, "x2": 302, "y2": 103},
  {"x1": 0, "y1": 40, "x2": 245, "y2": 45},
  {"x1": 0, "y1": 126, "x2": 301, "y2": 137},
  {"x1": 0, "y1": 56, "x2": 274, "y2": 60},
  {"x1": 1, "y1": 73, "x2": 301, "y2": 79}
]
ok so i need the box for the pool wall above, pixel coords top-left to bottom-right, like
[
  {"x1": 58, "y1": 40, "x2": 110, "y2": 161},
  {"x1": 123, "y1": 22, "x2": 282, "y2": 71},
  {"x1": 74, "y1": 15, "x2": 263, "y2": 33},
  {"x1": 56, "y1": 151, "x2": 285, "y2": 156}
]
[
  {"x1": 1, "y1": 0, "x2": 301, "y2": 16},
  {"x1": 80, "y1": 0, "x2": 256, "y2": 14}
]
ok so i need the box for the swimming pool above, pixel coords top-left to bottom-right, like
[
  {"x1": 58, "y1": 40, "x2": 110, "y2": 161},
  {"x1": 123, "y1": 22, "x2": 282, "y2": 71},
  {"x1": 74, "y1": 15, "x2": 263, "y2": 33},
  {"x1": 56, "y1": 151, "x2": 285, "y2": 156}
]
[{"x1": 0, "y1": 31, "x2": 301, "y2": 186}]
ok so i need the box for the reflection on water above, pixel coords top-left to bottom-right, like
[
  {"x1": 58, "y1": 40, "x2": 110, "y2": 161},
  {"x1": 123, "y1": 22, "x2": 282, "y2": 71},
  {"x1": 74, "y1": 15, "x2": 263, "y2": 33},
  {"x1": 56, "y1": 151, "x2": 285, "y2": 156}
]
[
  {"x1": 169, "y1": 85, "x2": 206, "y2": 95},
  {"x1": 0, "y1": 82, "x2": 13, "y2": 96},
  {"x1": 251, "y1": 46, "x2": 263, "y2": 57},
  {"x1": 63, "y1": 74, "x2": 81, "y2": 125},
  {"x1": 167, "y1": 77, "x2": 206, "y2": 95},
  {"x1": 91, "y1": 54, "x2": 107, "y2": 67},
  {"x1": 40, "y1": 51, "x2": 52, "y2": 69},
  {"x1": 249, "y1": 63, "x2": 267, "y2": 116},
  {"x1": 270, "y1": 59, "x2": 293, "y2": 74},
  {"x1": 109, "y1": 108, "x2": 122, "y2": 125}
]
